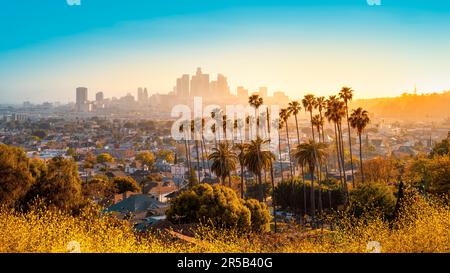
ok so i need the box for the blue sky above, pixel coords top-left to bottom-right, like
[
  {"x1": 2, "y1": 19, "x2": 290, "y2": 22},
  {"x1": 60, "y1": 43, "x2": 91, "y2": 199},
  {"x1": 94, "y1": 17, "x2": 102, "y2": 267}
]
[{"x1": 1, "y1": 0, "x2": 450, "y2": 103}]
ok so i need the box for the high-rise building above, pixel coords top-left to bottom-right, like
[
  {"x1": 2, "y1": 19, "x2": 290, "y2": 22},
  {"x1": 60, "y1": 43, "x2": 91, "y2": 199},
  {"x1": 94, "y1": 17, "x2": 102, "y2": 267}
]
[
  {"x1": 211, "y1": 74, "x2": 230, "y2": 97},
  {"x1": 76, "y1": 87, "x2": 89, "y2": 112},
  {"x1": 190, "y1": 67, "x2": 209, "y2": 97},
  {"x1": 237, "y1": 86, "x2": 248, "y2": 100},
  {"x1": 137, "y1": 87, "x2": 148, "y2": 104},
  {"x1": 176, "y1": 74, "x2": 190, "y2": 97},
  {"x1": 96, "y1": 92, "x2": 104, "y2": 102}
]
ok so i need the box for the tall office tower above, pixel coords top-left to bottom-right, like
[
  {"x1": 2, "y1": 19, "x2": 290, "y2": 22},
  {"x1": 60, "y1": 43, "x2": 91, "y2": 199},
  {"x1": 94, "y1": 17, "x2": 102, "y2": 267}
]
[
  {"x1": 143, "y1": 88, "x2": 148, "y2": 101},
  {"x1": 190, "y1": 67, "x2": 210, "y2": 97},
  {"x1": 176, "y1": 74, "x2": 190, "y2": 97},
  {"x1": 259, "y1": 87, "x2": 268, "y2": 98},
  {"x1": 216, "y1": 74, "x2": 230, "y2": 97},
  {"x1": 137, "y1": 87, "x2": 148, "y2": 104},
  {"x1": 96, "y1": 92, "x2": 104, "y2": 102},
  {"x1": 76, "y1": 87, "x2": 88, "y2": 112},
  {"x1": 237, "y1": 86, "x2": 248, "y2": 100}
]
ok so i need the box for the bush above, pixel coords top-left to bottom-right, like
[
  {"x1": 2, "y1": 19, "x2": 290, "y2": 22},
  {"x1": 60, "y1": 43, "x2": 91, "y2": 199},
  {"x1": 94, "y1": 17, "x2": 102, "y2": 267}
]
[
  {"x1": 0, "y1": 144, "x2": 35, "y2": 207},
  {"x1": 113, "y1": 177, "x2": 140, "y2": 194},
  {"x1": 166, "y1": 184, "x2": 270, "y2": 233},
  {"x1": 25, "y1": 156, "x2": 83, "y2": 211},
  {"x1": 274, "y1": 179, "x2": 345, "y2": 213},
  {"x1": 349, "y1": 182, "x2": 396, "y2": 218}
]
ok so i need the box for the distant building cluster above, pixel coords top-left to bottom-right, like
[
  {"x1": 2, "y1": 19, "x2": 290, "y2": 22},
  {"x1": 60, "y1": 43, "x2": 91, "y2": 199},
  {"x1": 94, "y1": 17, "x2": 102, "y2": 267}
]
[{"x1": 73, "y1": 67, "x2": 291, "y2": 115}]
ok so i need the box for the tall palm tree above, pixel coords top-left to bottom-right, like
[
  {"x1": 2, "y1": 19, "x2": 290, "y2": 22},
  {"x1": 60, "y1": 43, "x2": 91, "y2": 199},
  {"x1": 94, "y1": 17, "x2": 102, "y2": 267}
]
[
  {"x1": 201, "y1": 118, "x2": 210, "y2": 177},
  {"x1": 248, "y1": 94, "x2": 264, "y2": 138},
  {"x1": 315, "y1": 96, "x2": 332, "y2": 208},
  {"x1": 179, "y1": 121, "x2": 192, "y2": 182},
  {"x1": 191, "y1": 119, "x2": 202, "y2": 183},
  {"x1": 265, "y1": 107, "x2": 278, "y2": 233},
  {"x1": 325, "y1": 96, "x2": 348, "y2": 196},
  {"x1": 288, "y1": 101, "x2": 302, "y2": 143},
  {"x1": 311, "y1": 114, "x2": 325, "y2": 211},
  {"x1": 302, "y1": 94, "x2": 317, "y2": 141},
  {"x1": 339, "y1": 87, "x2": 356, "y2": 188},
  {"x1": 276, "y1": 118, "x2": 285, "y2": 182},
  {"x1": 244, "y1": 137, "x2": 275, "y2": 202},
  {"x1": 234, "y1": 143, "x2": 247, "y2": 198},
  {"x1": 293, "y1": 140, "x2": 328, "y2": 223},
  {"x1": 279, "y1": 108, "x2": 294, "y2": 178},
  {"x1": 348, "y1": 107, "x2": 370, "y2": 184},
  {"x1": 208, "y1": 142, "x2": 238, "y2": 187}
]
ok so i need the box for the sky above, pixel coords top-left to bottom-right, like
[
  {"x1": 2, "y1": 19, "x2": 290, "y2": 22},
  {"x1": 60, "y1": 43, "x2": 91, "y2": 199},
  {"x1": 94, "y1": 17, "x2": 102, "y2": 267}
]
[{"x1": 0, "y1": 0, "x2": 449, "y2": 104}]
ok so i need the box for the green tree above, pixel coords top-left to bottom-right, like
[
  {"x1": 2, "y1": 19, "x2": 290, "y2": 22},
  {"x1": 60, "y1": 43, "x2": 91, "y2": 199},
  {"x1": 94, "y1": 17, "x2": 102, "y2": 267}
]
[
  {"x1": 82, "y1": 175, "x2": 115, "y2": 205},
  {"x1": 135, "y1": 151, "x2": 155, "y2": 168},
  {"x1": 97, "y1": 153, "x2": 115, "y2": 164},
  {"x1": 26, "y1": 156, "x2": 83, "y2": 211},
  {"x1": 167, "y1": 184, "x2": 270, "y2": 233},
  {"x1": 430, "y1": 139, "x2": 449, "y2": 157},
  {"x1": 113, "y1": 177, "x2": 140, "y2": 194},
  {"x1": 349, "y1": 182, "x2": 396, "y2": 219},
  {"x1": 0, "y1": 144, "x2": 35, "y2": 207},
  {"x1": 404, "y1": 155, "x2": 450, "y2": 196}
]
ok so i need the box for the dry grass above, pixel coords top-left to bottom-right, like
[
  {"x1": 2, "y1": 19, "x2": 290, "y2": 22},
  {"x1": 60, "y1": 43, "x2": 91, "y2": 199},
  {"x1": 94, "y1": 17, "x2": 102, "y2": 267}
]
[{"x1": 0, "y1": 194, "x2": 448, "y2": 253}]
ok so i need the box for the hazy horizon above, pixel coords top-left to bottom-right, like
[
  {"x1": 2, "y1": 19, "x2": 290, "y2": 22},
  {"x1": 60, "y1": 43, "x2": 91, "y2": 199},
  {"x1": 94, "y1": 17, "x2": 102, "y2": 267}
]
[{"x1": 1, "y1": 1, "x2": 450, "y2": 103}]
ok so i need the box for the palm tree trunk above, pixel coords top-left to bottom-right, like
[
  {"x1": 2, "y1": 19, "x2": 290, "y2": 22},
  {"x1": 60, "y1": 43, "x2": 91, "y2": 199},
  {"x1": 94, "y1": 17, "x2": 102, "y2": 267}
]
[
  {"x1": 302, "y1": 164, "x2": 307, "y2": 216},
  {"x1": 240, "y1": 163, "x2": 245, "y2": 198},
  {"x1": 278, "y1": 130, "x2": 284, "y2": 182},
  {"x1": 320, "y1": 120, "x2": 332, "y2": 210},
  {"x1": 285, "y1": 123, "x2": 294, "y2": 179},
  {"x1": 337, "y1": 122, "x2": 349, "y2": 204},
  {"x1": 269, "y1": 162, "x2": 277, "y2": 233},
  {"x1": 359, "y1": 132, "x2": 364, "y2": 183},
  {"x1": 334, "y1": 123, "x2": 344, "y2": 189},
  {"x1": 316, "y1": 126, "x2": 323, "y2": 213},
  {"x1": 345, "y1": 103, "x2": 356, "y2": 188},
  {"x1": 310, "y1": 165, "x2": 316, "y2": 225},
  {"x1": 309, "y1": 111, "x2": 315, "y2": 141},
  {"x1": 257, "y1": 172, "x2": 263, "y2": 202},
  {"x1": 195, "y1": 140, "x2": 201, "y2": 183}
]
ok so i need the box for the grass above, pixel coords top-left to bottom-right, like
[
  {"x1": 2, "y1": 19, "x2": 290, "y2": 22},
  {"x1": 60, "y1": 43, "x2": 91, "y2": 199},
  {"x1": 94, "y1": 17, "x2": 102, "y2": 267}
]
[{"x1": 0, "y1": 193, "x2": 448, "y2": 253}]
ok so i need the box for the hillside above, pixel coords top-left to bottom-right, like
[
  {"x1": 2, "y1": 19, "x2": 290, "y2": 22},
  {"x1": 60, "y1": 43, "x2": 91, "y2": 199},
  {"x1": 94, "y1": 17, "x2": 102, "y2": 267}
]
[{"x1": 351, "y1": 91, "x2": 450, "y2": 121}]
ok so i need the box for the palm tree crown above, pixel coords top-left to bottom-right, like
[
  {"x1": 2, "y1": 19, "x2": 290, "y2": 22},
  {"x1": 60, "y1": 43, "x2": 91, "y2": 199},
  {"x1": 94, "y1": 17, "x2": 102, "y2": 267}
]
[
  {"x1": 208, "y1": 142, "x2": 238, "y2": 185},
  {"x1": 348, "y1": 107, "x2": 370, "y2": 135}
]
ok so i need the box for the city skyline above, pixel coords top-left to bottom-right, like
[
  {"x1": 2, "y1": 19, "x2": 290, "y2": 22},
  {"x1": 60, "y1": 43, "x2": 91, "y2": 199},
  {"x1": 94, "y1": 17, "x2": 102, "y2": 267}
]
[{"x1": 1, "y1": 1, "x2": 450, "y2": 103}]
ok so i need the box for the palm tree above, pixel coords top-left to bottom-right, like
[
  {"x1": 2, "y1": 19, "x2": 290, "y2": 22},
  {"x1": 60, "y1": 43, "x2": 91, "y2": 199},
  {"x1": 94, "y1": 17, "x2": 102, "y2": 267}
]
[
  {"x1": 288, "y1": 101, "x2": 302, "y2": 143},
  {"x1": 191, "y1": 119, "x2": 202, "y2": 183},
  {"x1": 179, "y1": 121, "x2": 192, "y2": 183},
  {"x1": 348, "y1": 107, "x2": 370, "y2": 184},
  {"x1": 339, "y1": 87, "x2": 356, "y2": 188},
  {"x1": 234, "y1": 143, "x2": 247, "y2": 198},
  {"x1": 279, "y1": 108, "x2": 294, "y2": 178},
  {"x1": 325, "y1": 96, "x2": 347, "y2": 189},
  {"x1": 208, "y1": 142, "x2": 238, "y2": 187},
  {"x1": 314, "y1": 96, "x2": 332, "y2": 208},
  {"x1": 201, "y1": 118, "x2": 210, "y2": 177},
  {"x1": 293, "y1": 140, "x2": 328, "y2": 223},
  {"x1": 302, "y1": 94, "x2": 317, "y2": 141},
  {"x1": 311, "y1": 114, "x2": 325, "y2": 211},
  {"x1": 244, "y1": 137, "x2": 275, "y2": 202},
  {"x1": 248, "y1": 94, "x2": 264, "y2": 138}
]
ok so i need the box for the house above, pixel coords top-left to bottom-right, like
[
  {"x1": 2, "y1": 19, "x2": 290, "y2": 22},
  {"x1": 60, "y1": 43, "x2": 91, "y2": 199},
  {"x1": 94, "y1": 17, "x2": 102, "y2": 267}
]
[{"x1": 106, "y1": 194, "x2": 169, "y2": 220}]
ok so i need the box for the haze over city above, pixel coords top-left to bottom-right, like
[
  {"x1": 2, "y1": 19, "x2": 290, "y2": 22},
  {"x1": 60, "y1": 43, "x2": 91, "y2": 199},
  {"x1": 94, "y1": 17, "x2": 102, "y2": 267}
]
[{"x1": 1, "y1": 0, "x2": 450, "y2": 104}]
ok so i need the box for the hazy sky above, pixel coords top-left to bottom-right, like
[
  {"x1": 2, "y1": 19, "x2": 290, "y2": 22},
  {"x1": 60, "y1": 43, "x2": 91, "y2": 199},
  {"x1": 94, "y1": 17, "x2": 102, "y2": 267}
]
[{"x1": 0, "y1": 0, "x2": 449, "y2": 103}]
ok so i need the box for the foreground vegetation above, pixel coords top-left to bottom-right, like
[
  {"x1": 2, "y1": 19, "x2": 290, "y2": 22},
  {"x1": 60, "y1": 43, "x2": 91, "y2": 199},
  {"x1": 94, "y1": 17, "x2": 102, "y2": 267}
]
[{"x1": 1, "y1": 192, "x2": 448, "y2": 253}]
